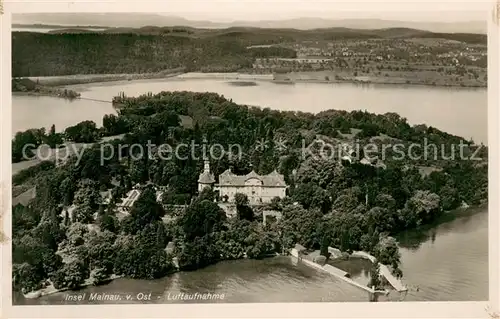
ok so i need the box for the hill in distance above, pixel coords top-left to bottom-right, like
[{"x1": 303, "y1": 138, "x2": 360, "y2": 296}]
[{"x1": 13, "y1": 13, "x2": 486, "y2": 34}]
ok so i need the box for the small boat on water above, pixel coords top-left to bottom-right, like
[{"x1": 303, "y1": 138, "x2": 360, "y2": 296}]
[
  {"x1": 227, "y1": 81, "x2": 258, "y2": 87},
  {"x1": 272, "y1": 79, "x2": 295, "y2": 85}
]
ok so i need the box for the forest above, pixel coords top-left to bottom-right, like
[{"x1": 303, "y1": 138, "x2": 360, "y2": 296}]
[
  {"x1": 11, "y1": 32, "x2": 297, "y2": 76},
  {"x1": 12, "y1": 26, "x2": 486, "y2": 77},
  {"x1": 12, "y1": 78, "x2": 80, "y2": 98},
  {"x1": 12, "y1": 91, "x2": 488, "y2": 294}
]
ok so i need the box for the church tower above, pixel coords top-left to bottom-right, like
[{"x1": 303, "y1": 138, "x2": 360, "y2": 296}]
[
  {"x1": 203, "y1": 159, "x2": 210, "y2": 174},
  {"x1": 198, "y1": 159, "x2": 215, "y2": 192}
]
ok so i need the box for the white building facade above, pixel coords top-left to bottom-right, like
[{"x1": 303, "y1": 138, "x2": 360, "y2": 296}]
[{"x1": 198, "y1": 161, "x2": 287, "y2": 205}]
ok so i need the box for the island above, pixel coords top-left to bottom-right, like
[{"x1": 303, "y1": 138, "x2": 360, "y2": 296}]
[
  {"x1": 12, "y1": 78, "x2": 80, "y2": 99},
  {"x1": 12, "y1": 91, "x2": 488, "y2": 300}
]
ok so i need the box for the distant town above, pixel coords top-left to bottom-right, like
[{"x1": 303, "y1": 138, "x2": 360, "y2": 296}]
[
  {"x1": 251, "y1": 37, "x2": 486, "y2": 86},
  {"x1": 12, "y1": 24, "x2": 487, "y2": 88}
]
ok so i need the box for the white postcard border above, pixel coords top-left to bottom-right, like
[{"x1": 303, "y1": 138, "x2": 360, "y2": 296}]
[{"x1": 1, "y1": 1, "x2": 499, "y2": 318}]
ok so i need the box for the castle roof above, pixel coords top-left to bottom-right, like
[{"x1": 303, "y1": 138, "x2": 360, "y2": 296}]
[
  {"x1": 217, "y1": 169, "x2": 286, "y2": 187},
  {"x1": 198, "y1": 171, "x2": 216, "y2": 184}
]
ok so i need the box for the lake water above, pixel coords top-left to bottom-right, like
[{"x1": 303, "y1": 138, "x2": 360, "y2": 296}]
[
  {"x1": 13, "y1": 208, "x2": 488, "y2": 304},
  {"x1": 12, "y1": 78, "x2": 487, "y2": 144},
  {"x1": 11, "y1": 79, "x2": 489, "y2": 304}
]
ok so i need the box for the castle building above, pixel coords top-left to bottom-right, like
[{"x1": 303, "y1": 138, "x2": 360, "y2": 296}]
[{"x1": 197, "y1": 160, "x2": 287, "y2": 205}]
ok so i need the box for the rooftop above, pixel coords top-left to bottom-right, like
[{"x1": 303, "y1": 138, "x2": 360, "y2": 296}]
[
  {"x1": 12, "y1": 187, "x2": 36, "y2": 207},
  {"x1": 198, "y1": 171, "x2": 216, "y2": 184},
  {"x1": 217, "y1": 169, "x2": 286, "y2": 187}
]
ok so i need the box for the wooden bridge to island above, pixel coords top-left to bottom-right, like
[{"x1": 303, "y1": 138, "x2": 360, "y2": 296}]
[{"x1": 78, "y1": 97, "x2": 114, "y2": 104}]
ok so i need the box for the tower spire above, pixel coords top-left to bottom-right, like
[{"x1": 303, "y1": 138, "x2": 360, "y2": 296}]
[{"x1": 204, "y1": 159, "x2": 210, "y2": 173}]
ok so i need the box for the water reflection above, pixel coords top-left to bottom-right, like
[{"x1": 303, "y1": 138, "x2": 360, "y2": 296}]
[
  {"x1": 14, "y1": 208, "x2": 488, "y2": 305},
  {"x1": 397, "y1": 207, "x2": 487, "y2": 251},
  {"x1": 11, "y1": 77, "x2": 488, "y2": 303},
  {"x1": 328, "y1": 258, "x2": 373, "y2": 286},
  {"x1": 397, "y1": 208, "x2": 488, "y2": 301}
]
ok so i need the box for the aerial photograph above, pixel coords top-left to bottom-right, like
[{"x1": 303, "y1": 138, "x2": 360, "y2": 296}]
[{"x1": 10, "y1": 9, "x2": 488, "y2": 305}]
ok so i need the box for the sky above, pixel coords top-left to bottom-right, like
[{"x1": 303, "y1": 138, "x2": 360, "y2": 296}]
[
  {"x1": 154, "y1": 0, "x2": 490, "y2": 22},
  {"x1": 10, "y1": 0, "x2": 492, "y2": 23}
]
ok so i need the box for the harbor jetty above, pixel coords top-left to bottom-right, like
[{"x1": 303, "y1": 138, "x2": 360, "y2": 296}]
[
  {"x1": 289, "y1": 244, "x2": 407, "y2": 301},
  {"x1": 289, "y1": 245, "x2": 387, "y2": 301},
  {"x1": 350, "y1": 251, "x2": 408, "y2": 292}
]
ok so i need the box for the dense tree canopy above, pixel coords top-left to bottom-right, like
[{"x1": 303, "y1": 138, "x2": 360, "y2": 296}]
[
  {"x1": 122, "y1": 185, "x2": 166, "y2": 234},
  {"x1": 12, "y1": 91, "x2": 487, "y2": 293},
  {"x1": 12, "y1": 32, "x2": 297, "y2": 76}
]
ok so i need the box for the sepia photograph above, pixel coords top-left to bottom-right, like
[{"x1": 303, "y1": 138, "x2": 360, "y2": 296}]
[{"x1": 2, "y1": 1, "x2": 498, "y2": 316}]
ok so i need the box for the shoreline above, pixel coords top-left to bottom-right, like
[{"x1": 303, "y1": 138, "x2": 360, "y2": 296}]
[
  {"x1": 12, "y1": 78, "x2": 81, "y2": 100},
  {"x1": 19, "y1": 254, "x2": 277, "y2": 300},
  {"x1": 12, "y1": 91, "x2": 80, "y2": 99},
  {"x1": 19, "y1": 204, "x2": 486, "y2": 301},
  {"x1": 16, "y1": 71, "x2": 487, "y2": 89},
  {"x1": 22, "y1": 275, "x2": 123, "y2": 299},
  {"x1": 293, "y1": 247, "x2": 404, "y2": 294},
  {"x1": 395, "y1": 202, "x2": 487, "y2": 249},
  {"x1": 398, "y1": 202, "x2": 487, "y2": 236},
  {"x1": 282, "y1": 78, "x2": 486, "y2": 88},
  {"x1": 179, "y1": 72, "x2": 486, "y2": 89},
  {"x1": 25, "y1": 70, "x2": 185, "y2": 87}
]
